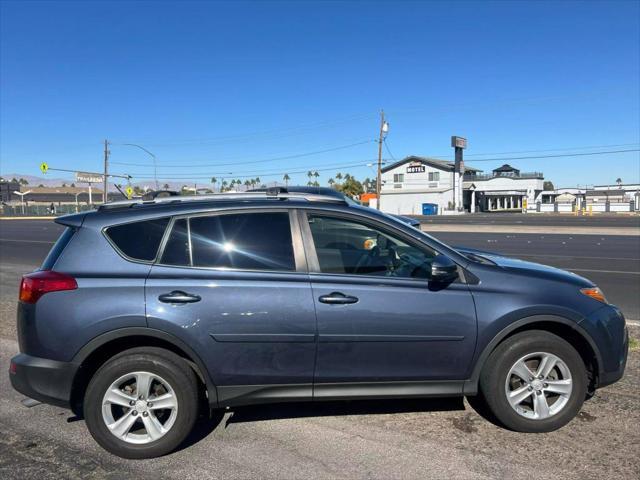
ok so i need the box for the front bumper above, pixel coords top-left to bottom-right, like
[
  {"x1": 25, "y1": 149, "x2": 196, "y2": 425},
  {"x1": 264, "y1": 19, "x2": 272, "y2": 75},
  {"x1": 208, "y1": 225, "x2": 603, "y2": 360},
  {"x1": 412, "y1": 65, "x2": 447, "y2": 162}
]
[
  {"x1": 9, "y1": 353, "x2": 79, "y2": 409},
  {"x1": 579, "y1": 305, "x2": 629, "y2": 388}
]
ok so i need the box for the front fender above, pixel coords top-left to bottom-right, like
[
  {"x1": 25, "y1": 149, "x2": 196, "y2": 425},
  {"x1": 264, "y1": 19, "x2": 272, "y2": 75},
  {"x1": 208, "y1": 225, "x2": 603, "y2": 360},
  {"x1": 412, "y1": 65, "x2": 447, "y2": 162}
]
[{"x1": 463, "y1": 314, "x2": 601, "y2": 395}]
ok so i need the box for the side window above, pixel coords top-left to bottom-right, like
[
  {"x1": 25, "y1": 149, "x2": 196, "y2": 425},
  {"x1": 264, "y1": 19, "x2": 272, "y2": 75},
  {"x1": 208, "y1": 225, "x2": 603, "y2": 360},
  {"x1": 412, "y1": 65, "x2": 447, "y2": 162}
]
[
  {"x1": 308, "y1": 215, "x2": 437, "y2": 279},
  {"x1": 105, "y1": 218, "x2": 169, "y2": 262},
  {"x1": 160, "y1": 212, "x2": 295, "y2": 271},
  {"x1": 160, "y1": 218, "x2": 190, "y2": 266}
]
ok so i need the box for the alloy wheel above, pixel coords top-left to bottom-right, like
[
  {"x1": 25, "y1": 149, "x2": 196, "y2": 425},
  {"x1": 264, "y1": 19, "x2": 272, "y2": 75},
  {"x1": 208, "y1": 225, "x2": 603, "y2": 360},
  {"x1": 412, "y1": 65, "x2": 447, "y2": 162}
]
[
  {"x1": 101, "y1": 371, "x2": 179, "y2": 444},
  {"x1": 504, "y1": 352, "x2": 573, "y2": 420}
]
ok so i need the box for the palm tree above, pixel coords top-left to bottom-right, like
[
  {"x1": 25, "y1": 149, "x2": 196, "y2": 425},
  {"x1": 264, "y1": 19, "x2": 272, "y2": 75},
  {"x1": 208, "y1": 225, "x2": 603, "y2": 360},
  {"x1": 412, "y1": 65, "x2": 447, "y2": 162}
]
[
  {"x1": 163, "y1": 183, "x2": 170, "y2": 190},
  {"x1": 328, "y1": 178, "x2": 335, "y2": 187},
  {"x1": 255, "y1": 177, "x2": 261, "y2": 187},
  {"x1": 313, "y1": 171, "x2": 320, "y2": 181},
  {"x1": 283, "y1": 173, "x2": 290, "y2": 187},
  {"x1": 244, "y1": 180, "x2": 251, "y2": 190},
  {"x1": 616, "y1": 177, "x2": 622, "y2": 187},
  {"x1": 335, "y1": 172, "x2": 343, "y2": 182},
  {"x1": 221, "y1": 180, "x2": 228, "y2": 192}
]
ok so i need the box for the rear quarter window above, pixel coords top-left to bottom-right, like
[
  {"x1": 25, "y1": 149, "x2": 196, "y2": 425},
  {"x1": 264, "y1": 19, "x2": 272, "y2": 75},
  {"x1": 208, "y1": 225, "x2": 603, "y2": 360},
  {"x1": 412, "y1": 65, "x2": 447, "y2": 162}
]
[
  {"x1": 104, "y1": 218, "x2": 170, "y2": 262},
  {"x1": 41, "y1": 227, "x2": 76, "y2": 270}
]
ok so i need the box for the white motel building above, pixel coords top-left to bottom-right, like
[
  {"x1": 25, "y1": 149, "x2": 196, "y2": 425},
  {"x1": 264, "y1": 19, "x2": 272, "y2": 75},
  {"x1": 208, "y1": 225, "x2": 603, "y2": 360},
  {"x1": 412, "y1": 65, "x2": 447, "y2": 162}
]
[{"x1": 377, "y1": 156, "x2": 545, "y2": 215}]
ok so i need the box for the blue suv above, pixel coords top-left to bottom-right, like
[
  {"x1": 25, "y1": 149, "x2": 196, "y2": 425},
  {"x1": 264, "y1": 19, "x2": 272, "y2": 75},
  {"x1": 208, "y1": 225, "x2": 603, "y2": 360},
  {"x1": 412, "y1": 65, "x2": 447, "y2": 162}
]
[{"x1": 10, "y1": 190, "x2": 628, "y2": 458}]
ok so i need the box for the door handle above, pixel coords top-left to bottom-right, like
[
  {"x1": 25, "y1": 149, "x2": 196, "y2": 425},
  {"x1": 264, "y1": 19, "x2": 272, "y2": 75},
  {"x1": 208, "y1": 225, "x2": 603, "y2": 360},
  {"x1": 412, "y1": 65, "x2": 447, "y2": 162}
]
[
  {"x1": 158, "y1": 290, "x2": 201, "y2": 304},
  {"x1": 318, "y1": 292, "x2": 359, "y2": 305}
]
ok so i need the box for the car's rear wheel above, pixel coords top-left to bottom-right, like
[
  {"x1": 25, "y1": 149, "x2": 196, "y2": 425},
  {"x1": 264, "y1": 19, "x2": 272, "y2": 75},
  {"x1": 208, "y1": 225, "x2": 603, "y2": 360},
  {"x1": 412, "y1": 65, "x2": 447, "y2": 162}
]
[
  {"x1": 84, "y1": 347, "x2": 199, "y2": 458},
  {"x1": 479, "y1": 330, "x2": 587, "y2": 432}
]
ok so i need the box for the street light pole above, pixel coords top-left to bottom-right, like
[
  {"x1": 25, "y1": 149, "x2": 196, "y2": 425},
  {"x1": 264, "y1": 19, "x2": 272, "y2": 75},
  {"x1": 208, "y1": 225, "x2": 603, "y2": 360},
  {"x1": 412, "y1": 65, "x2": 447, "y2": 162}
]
[
  {"x1": 14, "y1": 191, "x2": 31, "y2": 215},
  {"x1": 103, "y1": 140, "x2": 109, "y2": 204},
  {"x1": 121, "y1": 143, "x2": 158, "y2": 191},
  {"x1": 376, "y1": 110, "x2": 389, "y2": 210}
]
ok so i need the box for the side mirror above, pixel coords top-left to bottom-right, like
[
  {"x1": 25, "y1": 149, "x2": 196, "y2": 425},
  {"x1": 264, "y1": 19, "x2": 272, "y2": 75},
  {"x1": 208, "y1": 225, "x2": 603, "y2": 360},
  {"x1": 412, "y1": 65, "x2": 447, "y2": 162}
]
[{"x1": 430, "y1": 255, "x2": 459, "y2": 283}]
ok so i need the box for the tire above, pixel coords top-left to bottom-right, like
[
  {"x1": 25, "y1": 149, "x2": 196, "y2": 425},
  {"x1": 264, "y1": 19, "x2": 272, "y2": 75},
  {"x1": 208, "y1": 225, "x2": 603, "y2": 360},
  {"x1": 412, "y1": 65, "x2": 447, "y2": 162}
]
[
  {"x1": 479, "y1": 330, "x2": 587, "y2": 433},
  {"x1": 84, "y1": 347, "x2": 199, "y2": 459}
]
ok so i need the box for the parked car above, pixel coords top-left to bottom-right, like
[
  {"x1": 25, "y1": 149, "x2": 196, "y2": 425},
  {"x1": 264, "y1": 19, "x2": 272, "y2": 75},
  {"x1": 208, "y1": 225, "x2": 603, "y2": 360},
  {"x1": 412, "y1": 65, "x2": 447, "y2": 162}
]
[
  {"x1": 248, "y1": 185, "x2": 422, "y2": 228},
  {"x1": 11, "y1": 190, "x2": 628, "y2": 458}
]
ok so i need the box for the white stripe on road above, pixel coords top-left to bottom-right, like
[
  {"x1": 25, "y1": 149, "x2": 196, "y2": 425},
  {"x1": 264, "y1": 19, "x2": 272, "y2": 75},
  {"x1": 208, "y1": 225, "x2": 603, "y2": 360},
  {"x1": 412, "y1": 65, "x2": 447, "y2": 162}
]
[
  {"x1": 0, "y1": 239, "x2": 55, "y2": 244},
  {"x1": 569, "y1": 268, "x2": 640, "y2": 275},
  {"x1": 516, "y1": 253, "x2": 640, "y2": 262}
]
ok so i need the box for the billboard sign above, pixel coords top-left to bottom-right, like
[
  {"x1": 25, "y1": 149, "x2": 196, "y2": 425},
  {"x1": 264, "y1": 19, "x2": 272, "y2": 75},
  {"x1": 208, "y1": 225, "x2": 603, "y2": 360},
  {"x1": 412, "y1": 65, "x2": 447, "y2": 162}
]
[
  {"x1": 451, "y1": 136, "x2": 467, "y2": 149},
  {"x1": 75, "y1": 172, "x2": 104, "y2": 183}
]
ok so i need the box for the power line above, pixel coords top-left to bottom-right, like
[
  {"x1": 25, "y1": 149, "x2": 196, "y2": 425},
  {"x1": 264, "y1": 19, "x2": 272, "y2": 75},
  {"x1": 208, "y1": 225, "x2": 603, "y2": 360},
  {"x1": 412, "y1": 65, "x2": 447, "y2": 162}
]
[
  {"x1": 110, "y1": 139, "x2": 375, "y2": 168},
  {"x1": 383, "y1": 138, "x2": 397, "y2": 161},
  {"x1": 462, "y1": 142, "x2": 640, "y2": 157},
  {"x1": 122, "y1": 158, "x2": 381, "y2": 177},
  {"x1": 462, "y1": 148, "x2": 640, "y2": 163},
  {"x1": 114, "y1": 112, "x2": 378, "y2": 147},
  {"x1": 118, "y1": 161, "x2": 382, "y2": 181}
]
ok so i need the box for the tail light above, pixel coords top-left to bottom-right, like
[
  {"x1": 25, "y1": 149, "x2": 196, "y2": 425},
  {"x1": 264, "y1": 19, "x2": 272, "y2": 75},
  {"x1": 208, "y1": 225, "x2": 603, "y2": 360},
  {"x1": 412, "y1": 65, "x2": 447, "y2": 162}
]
[{"x1": 19, "y1": 271, "x2": 77, "y2": 304}]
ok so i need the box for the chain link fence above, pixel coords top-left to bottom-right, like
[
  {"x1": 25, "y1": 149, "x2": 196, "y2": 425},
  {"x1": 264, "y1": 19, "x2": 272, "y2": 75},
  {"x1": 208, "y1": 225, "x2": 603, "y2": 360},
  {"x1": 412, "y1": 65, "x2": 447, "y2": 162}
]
[{"x1": 0, "y1": 204, "x2": 97, "y2": 217}]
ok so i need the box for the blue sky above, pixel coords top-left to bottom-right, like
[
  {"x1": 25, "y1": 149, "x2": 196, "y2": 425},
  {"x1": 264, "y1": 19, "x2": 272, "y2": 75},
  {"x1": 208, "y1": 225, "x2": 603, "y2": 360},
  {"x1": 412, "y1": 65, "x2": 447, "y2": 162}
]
[{"x1": 1, "y1": 0, "x2": 639, "y2": 189}]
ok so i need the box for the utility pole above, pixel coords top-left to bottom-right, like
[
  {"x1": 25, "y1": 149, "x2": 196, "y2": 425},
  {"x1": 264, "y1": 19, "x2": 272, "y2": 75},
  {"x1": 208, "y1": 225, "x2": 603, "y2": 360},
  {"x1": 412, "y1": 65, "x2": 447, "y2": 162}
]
[
  {"x1": 103, "y1": 139, "x2": 110, "y2": 204},
  {"x1": 376, "y1": 109, "x2": 388, "y2": 210}
]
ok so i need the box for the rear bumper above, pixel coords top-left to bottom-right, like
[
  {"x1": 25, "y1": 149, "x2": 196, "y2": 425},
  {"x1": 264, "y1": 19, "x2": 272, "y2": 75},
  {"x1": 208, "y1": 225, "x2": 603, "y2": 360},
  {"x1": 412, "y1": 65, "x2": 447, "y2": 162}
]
[{"x1": 9, "y1": 353, "x2": 78, "y2": 409}]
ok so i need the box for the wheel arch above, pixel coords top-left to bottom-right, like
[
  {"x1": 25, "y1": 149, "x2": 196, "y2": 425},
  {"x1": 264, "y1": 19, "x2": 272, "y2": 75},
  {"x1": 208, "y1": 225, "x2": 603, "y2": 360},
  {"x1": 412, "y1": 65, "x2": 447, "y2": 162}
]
[
  {"x1": 70, "y1": 327, "x2": 218, "y2": 414},
  {"x1": 464, "y1": 315, "x2": 602, "y2": 396}
]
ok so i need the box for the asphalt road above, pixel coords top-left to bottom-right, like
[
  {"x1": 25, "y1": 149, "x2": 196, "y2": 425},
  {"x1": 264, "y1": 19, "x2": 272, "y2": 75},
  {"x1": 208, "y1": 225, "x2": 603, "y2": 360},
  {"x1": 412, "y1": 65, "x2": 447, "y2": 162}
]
[
  {"x1": 0, "y1": 218, "x2": 639, "y2": 479},
  {"x1": 412, "y1": 212, "x2": 640, "y2": 227}
]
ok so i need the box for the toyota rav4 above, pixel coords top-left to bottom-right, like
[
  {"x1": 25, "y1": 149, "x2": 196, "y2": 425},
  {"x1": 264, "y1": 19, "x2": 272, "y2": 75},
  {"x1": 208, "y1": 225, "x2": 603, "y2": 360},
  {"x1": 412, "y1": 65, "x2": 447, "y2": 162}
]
[{"x1": 10, "y1": 189, "x2": 628, "y2": 458}]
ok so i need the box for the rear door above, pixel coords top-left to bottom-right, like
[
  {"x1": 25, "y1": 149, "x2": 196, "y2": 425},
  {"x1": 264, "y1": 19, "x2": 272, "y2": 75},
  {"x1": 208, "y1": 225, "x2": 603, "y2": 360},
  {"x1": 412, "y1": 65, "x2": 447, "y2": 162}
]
[
  {"x1": 300, "y1": 211, "x2": 477, "y2": 397},
  {"x1": 145, "y1": 209, "x2": 317, "y2": 405}
]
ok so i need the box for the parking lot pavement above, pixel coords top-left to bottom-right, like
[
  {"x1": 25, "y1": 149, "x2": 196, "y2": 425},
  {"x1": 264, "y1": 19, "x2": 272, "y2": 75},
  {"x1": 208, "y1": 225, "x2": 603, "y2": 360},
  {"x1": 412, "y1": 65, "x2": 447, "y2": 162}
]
[
  {"x1": 1, "y1": 332, "x2": 639, "y2": 480},
  {"x1": 0, "y1": 218, "x2": 639, "y2": 478}
]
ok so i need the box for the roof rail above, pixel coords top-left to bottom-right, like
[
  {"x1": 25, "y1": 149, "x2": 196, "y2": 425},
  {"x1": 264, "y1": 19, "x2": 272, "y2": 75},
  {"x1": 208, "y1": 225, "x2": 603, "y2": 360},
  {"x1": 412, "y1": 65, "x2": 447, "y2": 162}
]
[{"x1": 98, "y1": 190, "x2": 346, "y2": 211}]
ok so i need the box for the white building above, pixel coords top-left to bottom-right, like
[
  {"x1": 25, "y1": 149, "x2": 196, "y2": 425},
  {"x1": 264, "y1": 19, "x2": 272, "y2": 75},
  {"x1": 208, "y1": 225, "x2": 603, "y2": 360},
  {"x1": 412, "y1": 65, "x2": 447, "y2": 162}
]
[{"x1": 378, "y1": 156, "x2": 544, "y2": 215}]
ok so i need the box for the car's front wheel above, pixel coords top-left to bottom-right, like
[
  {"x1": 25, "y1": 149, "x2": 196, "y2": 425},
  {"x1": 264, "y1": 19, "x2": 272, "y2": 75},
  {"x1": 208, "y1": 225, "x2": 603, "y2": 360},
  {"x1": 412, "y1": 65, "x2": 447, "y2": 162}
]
[
  {"x1": 84, "y1": 347, "x2": 199, "y2": 458},
  {"x1": 479, "y1": 330, "x2": 588, "y2": 432}
]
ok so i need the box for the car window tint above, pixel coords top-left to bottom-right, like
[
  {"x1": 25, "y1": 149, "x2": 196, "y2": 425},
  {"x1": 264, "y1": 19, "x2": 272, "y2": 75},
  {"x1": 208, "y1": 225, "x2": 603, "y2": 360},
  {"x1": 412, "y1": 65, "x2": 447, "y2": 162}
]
[
  {"x1": 160, "y1": 218, "x2": 190, "y2": 266},
  {"x1": 308, "y1": 215, "x2": 436, "y2": 279},
  {"x1": 105, "y1": 218, "x2": 169, "y2": 262},
  {"x1": 176, "y1": 212, "x2": 295, "y2": 271}
]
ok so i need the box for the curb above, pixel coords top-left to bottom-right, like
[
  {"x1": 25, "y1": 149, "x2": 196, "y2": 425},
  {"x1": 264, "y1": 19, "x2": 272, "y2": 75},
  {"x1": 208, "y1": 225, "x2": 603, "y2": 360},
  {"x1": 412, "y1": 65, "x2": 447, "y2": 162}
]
[
  {"x1": 0, "y1": 217, "x2": 57, "y2": 221},
  {"x1": 421, "y1": 224, "x2": 640, "y2": 236}
]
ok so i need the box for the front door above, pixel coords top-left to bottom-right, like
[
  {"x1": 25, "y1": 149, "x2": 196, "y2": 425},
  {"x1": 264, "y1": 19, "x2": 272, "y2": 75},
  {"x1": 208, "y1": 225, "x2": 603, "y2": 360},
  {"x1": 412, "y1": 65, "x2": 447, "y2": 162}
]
[
  {"x1": 301, "y1": 211, "x2": 477, "y2": 398},
  {"x1": 145, "y1": 209, "x2": 317, "y2": 405}
]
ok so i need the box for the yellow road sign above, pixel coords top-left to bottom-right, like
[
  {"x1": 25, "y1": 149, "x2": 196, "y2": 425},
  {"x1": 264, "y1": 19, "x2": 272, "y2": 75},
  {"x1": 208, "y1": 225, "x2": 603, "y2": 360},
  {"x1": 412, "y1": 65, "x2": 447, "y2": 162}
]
[
  {"x1": 40, "y1": 162, "x2": 49, "y2": 174},
  {"x1": 125, "y1": 186, "x2": 133, "y2": 199}
]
